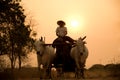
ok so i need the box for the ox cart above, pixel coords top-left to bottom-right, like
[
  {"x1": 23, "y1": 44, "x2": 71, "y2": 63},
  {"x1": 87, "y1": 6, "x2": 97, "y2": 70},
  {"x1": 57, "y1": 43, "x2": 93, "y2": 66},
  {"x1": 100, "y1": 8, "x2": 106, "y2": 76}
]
[{"x1": 34, "y1": 36, "x2": 88, "y2": 79}]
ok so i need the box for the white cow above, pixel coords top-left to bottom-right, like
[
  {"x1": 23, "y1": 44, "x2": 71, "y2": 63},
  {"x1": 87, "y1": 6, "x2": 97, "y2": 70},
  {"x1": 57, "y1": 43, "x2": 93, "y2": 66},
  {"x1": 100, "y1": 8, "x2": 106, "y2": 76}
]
[
  {"x1": 34, "y1": 37, "x2": 55, "y2": 78},
  {"x1": 70, "y1": 36, "x2": 89, "y2": 79}
]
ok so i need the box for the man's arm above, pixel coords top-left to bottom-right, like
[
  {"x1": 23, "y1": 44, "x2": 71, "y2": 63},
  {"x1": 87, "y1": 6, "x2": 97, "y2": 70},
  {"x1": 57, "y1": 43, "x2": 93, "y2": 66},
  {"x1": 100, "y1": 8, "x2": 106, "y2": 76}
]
[{"x1": 56, "y1": 27, "x2": 59, "y2": 36}]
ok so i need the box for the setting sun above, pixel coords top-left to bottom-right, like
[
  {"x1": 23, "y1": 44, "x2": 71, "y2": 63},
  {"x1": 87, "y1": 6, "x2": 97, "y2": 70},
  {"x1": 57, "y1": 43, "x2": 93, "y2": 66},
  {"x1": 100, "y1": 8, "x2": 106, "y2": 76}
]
[
  {"x1": 67, "y1": 19, "x2": 83, "y2": 32},
  {"x1": 71, "y1": 20, "x2": 79, "y2": 28},
  {"x1": 65, "y1": 15, "x2": 84, "y2": 33}
]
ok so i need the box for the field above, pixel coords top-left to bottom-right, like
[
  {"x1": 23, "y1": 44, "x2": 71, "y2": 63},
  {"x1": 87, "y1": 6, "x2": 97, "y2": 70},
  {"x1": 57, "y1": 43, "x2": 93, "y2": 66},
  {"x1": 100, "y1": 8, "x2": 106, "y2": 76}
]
[{"x1": 0, "y1": 64, "x2": 120, "y2": 80}]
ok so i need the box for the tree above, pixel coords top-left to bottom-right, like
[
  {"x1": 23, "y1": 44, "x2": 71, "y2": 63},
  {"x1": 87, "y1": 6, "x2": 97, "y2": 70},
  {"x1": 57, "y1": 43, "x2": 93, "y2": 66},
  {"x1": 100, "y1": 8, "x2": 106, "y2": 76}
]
[{"x1": 0, "y1": 0, "x2": 35, "y2": 69}]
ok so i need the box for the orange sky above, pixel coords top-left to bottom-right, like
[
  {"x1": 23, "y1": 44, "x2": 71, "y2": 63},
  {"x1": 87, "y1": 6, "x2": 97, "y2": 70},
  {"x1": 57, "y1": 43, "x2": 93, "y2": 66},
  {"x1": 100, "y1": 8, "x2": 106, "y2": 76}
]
[{"x1": 21, "y1": 0, "x2": 120, "y2": 68}]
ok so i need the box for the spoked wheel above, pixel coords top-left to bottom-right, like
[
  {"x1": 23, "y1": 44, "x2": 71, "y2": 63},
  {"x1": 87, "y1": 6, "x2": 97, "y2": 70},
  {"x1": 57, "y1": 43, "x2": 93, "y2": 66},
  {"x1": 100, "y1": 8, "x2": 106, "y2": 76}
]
[
  {"x1": 56, "y1": 64, "x2": 64, "y2": 77},
  {"x1": 51, "y1": 64, "x2": 64, "y2": 79}
]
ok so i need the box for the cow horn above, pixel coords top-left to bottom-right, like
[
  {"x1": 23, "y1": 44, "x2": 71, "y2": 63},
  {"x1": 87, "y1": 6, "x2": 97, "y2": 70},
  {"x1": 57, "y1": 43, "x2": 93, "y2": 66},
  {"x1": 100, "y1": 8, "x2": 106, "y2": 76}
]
[
  {"x1": 40, "y1": 36, "x2": 43, "y2": 41},
  {"x1": 82, "y1": 36, "x2": 86, "y2": 40}
]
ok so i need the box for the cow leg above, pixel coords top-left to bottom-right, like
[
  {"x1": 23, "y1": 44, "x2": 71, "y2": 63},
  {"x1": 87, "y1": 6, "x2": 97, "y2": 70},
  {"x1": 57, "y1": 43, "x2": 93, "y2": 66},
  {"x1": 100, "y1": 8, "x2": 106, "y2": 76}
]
[
  {"x1": 75, "y1": 62, "x2": 85, "y2": 79},
  {"x1": 80, "y1": 63, "x2": 85, "y2": 79},
  {"x1": 74, "y1": 59, "x2": 81, "y2": 78},
  {"x1": 75, "y1": 68, "x2": 78, "y2": 78},
  {"x1": 37, "y1": 54, "x2": 42, "y2": 71},
  {"x1": 79, "y1": 68, "x2": 85, "y2": 79},
  {"x1": 46, "y1": 64, "x2": 52, "y2": 79},
  {"x1": 75, "y1": 68, "x2": 81, "y2": 79}
]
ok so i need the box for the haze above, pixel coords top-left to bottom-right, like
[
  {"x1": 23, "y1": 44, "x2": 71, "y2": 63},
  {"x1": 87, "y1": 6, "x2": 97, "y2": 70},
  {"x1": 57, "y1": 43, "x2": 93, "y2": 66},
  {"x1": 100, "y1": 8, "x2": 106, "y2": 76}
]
[{"x1": 21, "y1": 0, "x2": 120, "y2": 68}]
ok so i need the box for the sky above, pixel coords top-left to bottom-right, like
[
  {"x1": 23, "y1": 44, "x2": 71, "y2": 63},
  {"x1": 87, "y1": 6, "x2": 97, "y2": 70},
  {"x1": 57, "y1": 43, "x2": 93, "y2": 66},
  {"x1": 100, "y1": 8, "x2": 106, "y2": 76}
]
[{"x1": 21, "y1": 0, "x2": 120, "y2": 68}]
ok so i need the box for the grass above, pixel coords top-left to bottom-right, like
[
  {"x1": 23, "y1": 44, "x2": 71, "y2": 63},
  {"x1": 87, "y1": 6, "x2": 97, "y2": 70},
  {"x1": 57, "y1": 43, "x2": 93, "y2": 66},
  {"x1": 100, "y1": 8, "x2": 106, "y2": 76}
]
[{"x1": 0, "y1": 63, "x2": 120, "y2": 80}]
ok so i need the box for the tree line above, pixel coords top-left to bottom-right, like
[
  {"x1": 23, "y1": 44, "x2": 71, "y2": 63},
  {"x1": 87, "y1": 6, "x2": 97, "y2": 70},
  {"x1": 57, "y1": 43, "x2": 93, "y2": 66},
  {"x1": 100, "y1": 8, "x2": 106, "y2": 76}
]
[{"x1": 0, "y1": 0, "x2": 36, "y2": 69}]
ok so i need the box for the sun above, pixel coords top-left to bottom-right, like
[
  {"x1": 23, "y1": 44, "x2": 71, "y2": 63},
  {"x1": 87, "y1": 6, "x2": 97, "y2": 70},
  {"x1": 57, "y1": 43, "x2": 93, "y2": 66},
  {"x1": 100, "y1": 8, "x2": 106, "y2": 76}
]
[
  {"x1": 71, "y1": 20, "x2": 79, "y2": 28},
  {"x1": 66, "y1": 20, "x2": 81, "y2": 33},
  {"x1": 65, "y1": 16, "x2": 84, "y2": 32}
]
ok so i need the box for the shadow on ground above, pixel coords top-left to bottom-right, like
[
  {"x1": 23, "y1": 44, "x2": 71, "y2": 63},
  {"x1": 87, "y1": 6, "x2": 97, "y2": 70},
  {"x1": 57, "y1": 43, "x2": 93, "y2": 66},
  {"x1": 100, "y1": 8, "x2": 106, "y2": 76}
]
[{"x1": 0, "y1": 64, "x2": 120, "y2": 80}]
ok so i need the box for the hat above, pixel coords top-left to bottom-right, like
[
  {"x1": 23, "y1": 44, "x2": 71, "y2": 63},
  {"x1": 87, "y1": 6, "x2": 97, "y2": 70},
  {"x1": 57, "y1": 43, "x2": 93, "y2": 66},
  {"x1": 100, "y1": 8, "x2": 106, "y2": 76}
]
[{"x1": 57, "y1": 20, "x2": 65, "y2": 25}]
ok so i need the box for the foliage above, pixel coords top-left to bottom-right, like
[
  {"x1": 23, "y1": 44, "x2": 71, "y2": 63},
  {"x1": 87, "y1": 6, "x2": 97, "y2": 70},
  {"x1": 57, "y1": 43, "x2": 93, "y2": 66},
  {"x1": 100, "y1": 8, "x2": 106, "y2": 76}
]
[{"x1": 0, "y1": 0, "x2": 35, "y2": 69}]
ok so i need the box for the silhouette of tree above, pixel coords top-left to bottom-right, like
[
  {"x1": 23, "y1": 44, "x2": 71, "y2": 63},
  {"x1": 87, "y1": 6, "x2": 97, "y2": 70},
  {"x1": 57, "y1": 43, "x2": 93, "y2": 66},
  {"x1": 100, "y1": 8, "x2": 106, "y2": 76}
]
[{"x1": 0, "y1": 0, "x2": 35, "y2": 69}]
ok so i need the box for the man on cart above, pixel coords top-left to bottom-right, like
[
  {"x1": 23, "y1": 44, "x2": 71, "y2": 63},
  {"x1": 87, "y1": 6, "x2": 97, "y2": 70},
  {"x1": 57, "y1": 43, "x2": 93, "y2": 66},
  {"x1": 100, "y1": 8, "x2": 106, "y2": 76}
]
[{"x1": 52, "y1": 20, "x2": 76, "y2": 71}]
